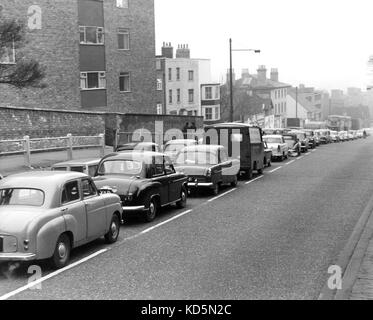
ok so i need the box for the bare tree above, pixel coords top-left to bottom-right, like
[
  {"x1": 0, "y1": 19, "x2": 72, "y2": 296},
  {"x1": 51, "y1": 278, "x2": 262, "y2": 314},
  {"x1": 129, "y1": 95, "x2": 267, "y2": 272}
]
[{"x1": 0, "y1": 16, "x2": 45, "y2": 88}]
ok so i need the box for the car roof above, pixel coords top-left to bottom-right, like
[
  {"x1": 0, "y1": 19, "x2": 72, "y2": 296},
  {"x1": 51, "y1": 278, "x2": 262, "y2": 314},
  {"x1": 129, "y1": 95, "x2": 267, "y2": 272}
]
[
  {"x1": 0, "y1": 171, "x2": 88, "y2": 190},
  {"x1": 101, "y1": 151, "x2": 166, "y2": 161},
  {"x1": 52, "y1": 158, "x2": 100, "y2": 167},
  {"x1": 180, "y1": 144, "x2": 223, "y2": 152},
  {"x1": 165, "y1": 139, "x2": 196, "y2": 145},
  {"x1": 263, "y1": 135, "x2": 283, "y2": 138}
]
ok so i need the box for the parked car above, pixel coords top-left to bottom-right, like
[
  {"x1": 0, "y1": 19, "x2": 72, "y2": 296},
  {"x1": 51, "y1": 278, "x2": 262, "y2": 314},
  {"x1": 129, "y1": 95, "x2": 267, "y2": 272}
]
[
  {"x1": 0, "y1": 171, "x2": 122, "y2": 269},
  {"x1": 289, "y1": 130, "x2": 310, "y2": 152},
  {"x1": 349, "y1": 130, "x2": 358, "y2": 140},
  {"x1": 51, "y1": 158, "x2": 100, "y2": 177},
  {"x1": 115, "y1": 142, "x2": 160, "y2": 153},
  {"x1": 163, "y1": 139, "x2": 197, "y2": 162},
  {"x1": 282, "y1": 133, "x2": 301, "y2": 157},
  {"x1": 330, "y1": 131, "x2": 340, "y2": 143},
  {"x1": 263, "y1": 141, "x2": 272, "y2": 167},
  {"x1": 263, "y1": 128, "x2": 292, "y2": 136},
  {"x1": 174, "y1": 145, "x2": 240, "y2": 196},
  {"x1": 303, "y1": 130, "x2": 317, "y2": 148},
  {"x1": 357, "y1": 130, "x2": 364, "y2": 138},
  {"x1": 204, "y1": 123, "x2": 265, "y2": 178},
  {"x1": 263, "y1": 135, "x2": 289, "y2": 161},
  {"x1": 338, "y1": 131, "x2": 347, "y2": 141},
  {"x1": 94, "y1": 152, "x2": 188, "y2": 223}
]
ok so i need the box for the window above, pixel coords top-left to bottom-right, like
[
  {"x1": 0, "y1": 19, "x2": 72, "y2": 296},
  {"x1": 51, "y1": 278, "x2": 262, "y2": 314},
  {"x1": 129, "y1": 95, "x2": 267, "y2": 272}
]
[
  {"x1": 214, "y1": 106, "x2": 220, "y2": 120},
  {"x1": 0, "y1": 43, "x2": 15, "y2": 64},
  {"x1": 80, "y1": 72, "x2": 106, "y2": 90},
  {"x1": 219, "y1": 149, "x2": 229, "y2": 163},
  {"x1": 205, "y1": 87, "x2": 212, "y2": 100},
  {"x1": 169, "y1": 90, "x2": 173, "y2": 104},
  {"x1": 176, "y1": 67, "x2": 180, "y2": 81},
  {"x1": 168, "y1": 68, "x2": 172, "y2": 81},
  {"x1": 153, "y1": 156, "x2": 164, "y2": 177},
  {"x1": 0, "y1": 188, "x2": 44, "y2": 207},
  {"x1": 164, "y1": 157, "x2": 175, "y2": 175},
  {"x1": 188, "y1": 70, "x2": 194, "y2": 81},
  {"x1": 116, "y1": 0, "x2": 129, "y2": 8},
  {"x1": 177, "y1": 89, "x2": 181, "y2": 103},
  {"x1": 215, "y1": 86, "x2": 219, "y2": 99},
  {"x1": 188, "y1": 89, "x2": 194, "y2": 103},
  {"x1": 205, "y1": 107, "x2": 213, "y2": 120},
  {"x1": 156, "y1": 104, "x2": 163, "y2": 115},
  {"x1": 82, "y1": 179, "x2": 97, "y2": 198},
  {"x1": 156, "y1": 78, "x2": 163, "y2": 91},
  {"x1": 79, "y1": 26, "x2": 104, "y2": 45},
  {"x1": 119, "y1": 72, "x2": 131, "y2": 92},
  {"x1": 88, "y1": 165, "x2": 98, "y2": 177},
  {"x1": 61, "y1": 181, "x2": 80, "y2": 204},
  {"x1": 117, "y1": 28, "x2": 130, "y2": 50}
]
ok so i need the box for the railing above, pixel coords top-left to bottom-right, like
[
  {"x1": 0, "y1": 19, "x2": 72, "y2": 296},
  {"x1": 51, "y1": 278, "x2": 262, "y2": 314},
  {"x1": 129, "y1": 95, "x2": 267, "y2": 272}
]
[{"x1": 0, "y1": 134, "x2": 105, "y2": 168}]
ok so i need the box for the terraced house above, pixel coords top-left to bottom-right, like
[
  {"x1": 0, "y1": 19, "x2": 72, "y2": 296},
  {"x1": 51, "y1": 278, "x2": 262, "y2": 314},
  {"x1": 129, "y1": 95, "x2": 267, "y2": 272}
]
[{"x1": 0, "y1": 0, "x2": 157, "y2": 113}]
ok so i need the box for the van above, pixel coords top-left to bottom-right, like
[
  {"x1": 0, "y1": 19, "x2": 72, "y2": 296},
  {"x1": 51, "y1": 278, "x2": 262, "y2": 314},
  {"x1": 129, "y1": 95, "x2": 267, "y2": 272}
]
[{"x1": 204, "y1": 123, "x2": 265, "y2": 178}]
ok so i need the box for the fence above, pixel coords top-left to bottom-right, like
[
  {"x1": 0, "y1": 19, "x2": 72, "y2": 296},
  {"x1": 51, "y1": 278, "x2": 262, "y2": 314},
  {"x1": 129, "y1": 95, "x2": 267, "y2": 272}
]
[{"x1": 0, "y1": 134, "x2": 105, "y2": 168}]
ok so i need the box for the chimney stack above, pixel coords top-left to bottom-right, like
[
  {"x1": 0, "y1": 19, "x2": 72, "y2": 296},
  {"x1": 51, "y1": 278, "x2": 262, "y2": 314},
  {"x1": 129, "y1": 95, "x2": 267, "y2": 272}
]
[
  {"x1": 161, "y1": 42, "x2": 174, "y2": 59},
  {"x1": 257, "y1": 65, "x2": 267, "y2": 84},
  {"x1": 270, "y1": 68, "x2": 278, "y2": 82},
  {"x1": 176, "y1": 44, "x2": 190, "y2": 59}
]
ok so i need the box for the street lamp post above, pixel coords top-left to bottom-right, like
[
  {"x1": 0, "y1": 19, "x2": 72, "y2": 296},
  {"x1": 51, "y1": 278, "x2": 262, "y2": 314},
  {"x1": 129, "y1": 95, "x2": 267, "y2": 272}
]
[{"x1": 229, "y1": 38, "x2": 260, "y2": 122}]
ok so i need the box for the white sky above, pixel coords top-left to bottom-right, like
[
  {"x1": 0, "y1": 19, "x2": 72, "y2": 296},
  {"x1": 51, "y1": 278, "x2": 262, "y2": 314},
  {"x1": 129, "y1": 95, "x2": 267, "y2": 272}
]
[{"x1": 154, "y1": 0, "x2": 373, "y2": 92}]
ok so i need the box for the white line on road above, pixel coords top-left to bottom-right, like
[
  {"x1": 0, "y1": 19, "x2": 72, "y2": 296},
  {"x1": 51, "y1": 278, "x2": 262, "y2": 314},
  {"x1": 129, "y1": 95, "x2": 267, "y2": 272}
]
[
  {"x1": 139, "y1": 210, "x2": 193, "y2": 235},
  {"x1": 208, "y1": 188, "x2": 237, "y2": 202},
  {"x1": 305, "y1": 153, "x2": 310, "y2": 156},
  {"x1": 269, "y1": 167, "x2": 282, "y2": 173},
  {"x1": 245, "y1": 175, "x2": 264, "y2": 185},
  {"x1": 285, "y1": 160, "x2": 295, "y2": 166},
  {"x1": 297, "y1": 156, "x2": 304, "y2": 160},
  {"x1": 0, "y1": 249, "x2": 108, "y2": 301}
]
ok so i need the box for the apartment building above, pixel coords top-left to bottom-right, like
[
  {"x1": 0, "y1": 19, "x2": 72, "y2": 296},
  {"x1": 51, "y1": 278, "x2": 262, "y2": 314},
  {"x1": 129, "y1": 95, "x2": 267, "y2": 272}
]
[{"x1": 0, "y1": 0, "x2": 157, "y2": 113}]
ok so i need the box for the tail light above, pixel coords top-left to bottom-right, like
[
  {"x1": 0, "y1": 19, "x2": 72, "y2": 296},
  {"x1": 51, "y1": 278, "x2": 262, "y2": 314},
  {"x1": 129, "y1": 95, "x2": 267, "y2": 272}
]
[{"x1": 277, "y1": 145, "x2": 281, "y2": 152}]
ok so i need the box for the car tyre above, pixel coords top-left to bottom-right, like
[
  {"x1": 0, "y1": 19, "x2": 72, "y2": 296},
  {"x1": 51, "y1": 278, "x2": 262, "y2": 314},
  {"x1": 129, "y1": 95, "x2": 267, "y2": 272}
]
[
  {"x1": 51, "y1": 234, "x2": 71, "y2": 269},
  {"x1": 105, "y1": 214, "x2": 120, "y2": 244},
  {"x1": 231, "y1": 175, "x2": 238, "y2": 187},
  {"x1": 212, "y1": 183, "x2": 219, "y2": 196},
  {"x1": 176, "y1": 187, "x2": 187, "y2": 208},
  {"x1": 144, "y1": 198, "x2": 158, "y2": 223}
]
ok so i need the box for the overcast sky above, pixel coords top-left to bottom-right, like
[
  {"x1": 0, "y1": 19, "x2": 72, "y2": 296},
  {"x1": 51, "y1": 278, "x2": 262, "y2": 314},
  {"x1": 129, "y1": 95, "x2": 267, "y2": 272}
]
[{"x1": 155, "y1": 0, "x2": 373, "y2": 92}]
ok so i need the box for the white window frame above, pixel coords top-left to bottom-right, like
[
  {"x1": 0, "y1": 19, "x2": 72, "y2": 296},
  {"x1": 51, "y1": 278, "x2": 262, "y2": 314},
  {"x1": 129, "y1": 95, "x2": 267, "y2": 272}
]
[
  {"x1": 117, "y1": 28, "x2": 130, "y2": 50},
  {"x1": 79, "y1": 26, "x2": 105, "y2": 45},
  {"x1": 156, "y1": 79, "x2": 163, "y2": 91},
  {"x1": 116, "y1": 0, "x2": 129, "y2": 8},
  {"x1": 205, "y1": 107, "x2": 213, "y2": 120},
  {"x1": 80, "y1": 71, "x2": 106, "y2": 90},
  {"x1": 119, "y1": 72, "x2": 131, "y2": 93},
  {"x1": 205, "y1": 87, "x2": 213, "y2": 100}
]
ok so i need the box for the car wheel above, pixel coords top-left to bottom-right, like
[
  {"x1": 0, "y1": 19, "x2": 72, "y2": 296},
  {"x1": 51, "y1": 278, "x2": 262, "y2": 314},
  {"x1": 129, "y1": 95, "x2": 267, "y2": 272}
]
[
  {"x1": 231, "y1": 175, "x2": 238, "y2": 187},
  {"x1": 268, "y1": 159, "x2": 272, "y2": 167},
  {"x1": 176, "y1": 187, "x2": 187, "y2": 208},
  {"x1": 105, "y1": 214, "x2": 120, "y2": 244},
  {"x1": 212, "y1": 183, "x2": 219, "y2": 196},
  {"x1": 51, "y1": 234, "x2": 71, "y2": 269},
  {"x1": 144, "y1": 198, "x2": 158, "y2": 223}
]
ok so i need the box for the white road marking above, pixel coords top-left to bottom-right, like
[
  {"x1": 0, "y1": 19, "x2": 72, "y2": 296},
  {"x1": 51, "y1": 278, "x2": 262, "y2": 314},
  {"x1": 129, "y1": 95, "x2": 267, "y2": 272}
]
[
  {"x1": 0, "y1": 249, "x2": 108, "y2": 301},
  {"x1": 245, "y1": 175, "x2": 264, "y2": 185},
  {"x1": 285, "y1": 160, "x2": 295, "y2": 166},
  {"x1": 305, "y1": 153, "x2": 310, "y2": 156},
  {"x1": 312, "y1": 149, "x2": 317, "y2": 152},
  {"x1": 269, "y1": 167, "x2": 282, "y2": 173},
  {"x1": 297, "y1": 156, "x2": 304, "y2": 160},
  {"x1": 208, "y1": 188, "x2": 237, "y2": 202}
]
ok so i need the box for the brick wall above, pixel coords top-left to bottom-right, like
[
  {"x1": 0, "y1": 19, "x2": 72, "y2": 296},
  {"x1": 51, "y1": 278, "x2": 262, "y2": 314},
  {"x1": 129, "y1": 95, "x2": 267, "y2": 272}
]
[
  {"x1": 0, "y1": 0, "x2": 81, "y2": 110},
  {"x1": 0, "y1": 106, "x2": 105, "y2": 140},
  {"x1": 103, "y1": 0, "x2": 157, "y2": 113}
]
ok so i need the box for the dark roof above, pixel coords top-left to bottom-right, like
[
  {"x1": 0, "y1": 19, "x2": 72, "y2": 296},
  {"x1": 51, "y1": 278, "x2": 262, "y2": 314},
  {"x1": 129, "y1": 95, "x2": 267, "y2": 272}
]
[{"x1": 237, "y1": 74, "x2": 291, "y2": 90}]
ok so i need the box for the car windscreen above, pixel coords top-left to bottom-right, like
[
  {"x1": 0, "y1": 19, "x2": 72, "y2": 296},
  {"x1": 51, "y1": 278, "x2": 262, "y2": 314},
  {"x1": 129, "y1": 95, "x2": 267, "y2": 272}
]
[
  {"x1": 175, "y1": 151, "x2": 218, "y2": 165},
  {"x1": 263, "y1": 137, "x2": 282, "y2": 144},
  {"x1": 71, "y1": 166, "x2": 84, "y2": 173},
  {"x1": 52, "y1": 167, "x2": 68, "y2": 171},
  {"x1": 98, "y1": 160, "x2": 143, "y2": 175},
  {"x1": 0, "y1": 188, "x2": 45, "y2": 207},
  {"x1": 164, "y1": 144, "x2": 186, "y2": 153}
]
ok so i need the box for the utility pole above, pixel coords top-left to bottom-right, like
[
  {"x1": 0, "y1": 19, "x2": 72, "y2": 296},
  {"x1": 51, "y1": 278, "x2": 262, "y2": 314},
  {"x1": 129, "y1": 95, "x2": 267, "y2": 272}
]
[
  {"x1": 229, "y1": 38, "x2": 234, "y2": 122},
  {"x1": 295, "y1": 86, "x2": 298, "y2": 119}
]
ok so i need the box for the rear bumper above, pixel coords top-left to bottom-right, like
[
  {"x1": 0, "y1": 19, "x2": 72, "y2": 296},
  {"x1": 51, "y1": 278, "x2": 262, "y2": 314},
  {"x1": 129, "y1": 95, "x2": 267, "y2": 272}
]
[
  {"x1": 0, "y1": 253, "x2": 36, "y2": 262},
  {"x1": 122, "y1": 205, "x2": 146, "y2": 212},
  {"x1": 188, "y1": 182, "x2": 214, "y2": 188}
]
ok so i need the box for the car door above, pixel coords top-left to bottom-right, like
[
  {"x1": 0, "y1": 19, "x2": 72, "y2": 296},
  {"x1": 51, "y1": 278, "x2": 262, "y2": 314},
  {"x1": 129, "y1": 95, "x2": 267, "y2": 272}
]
[
  {"x1": 152, "y1": 155, "x2": 169, "y2": 205},
  {"x1": 164, "y1": 156, "x2": 182, "y2": 202},
  {"x1": 81, "y1": 178, "x2": 107, "y2": 239},
  {"x1": 61, "y1": 180, "x2": 87, "y2": 244}
]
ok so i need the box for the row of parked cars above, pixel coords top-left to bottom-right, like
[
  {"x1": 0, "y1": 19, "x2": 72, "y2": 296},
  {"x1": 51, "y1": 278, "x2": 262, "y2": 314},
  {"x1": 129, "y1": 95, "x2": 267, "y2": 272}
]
[
  {"x1": 261, "y1": 127, "x2": 370, "y2": 161},
  {"x1": 0, "y1": 124, "x2": 370, "y2": 269}
]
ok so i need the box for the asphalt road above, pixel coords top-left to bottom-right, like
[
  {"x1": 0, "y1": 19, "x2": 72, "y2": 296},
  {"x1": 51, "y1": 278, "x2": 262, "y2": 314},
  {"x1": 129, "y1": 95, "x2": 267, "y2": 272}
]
[{"x1": 1, "y1": 138, "x2": 373, "y2": 300}]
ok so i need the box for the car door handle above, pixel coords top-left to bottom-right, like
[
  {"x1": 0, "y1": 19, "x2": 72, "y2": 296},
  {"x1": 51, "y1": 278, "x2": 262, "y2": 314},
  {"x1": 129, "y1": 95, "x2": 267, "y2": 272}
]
[{"x1": 61, "y1": 208, "x2": 68, "y2": 212}]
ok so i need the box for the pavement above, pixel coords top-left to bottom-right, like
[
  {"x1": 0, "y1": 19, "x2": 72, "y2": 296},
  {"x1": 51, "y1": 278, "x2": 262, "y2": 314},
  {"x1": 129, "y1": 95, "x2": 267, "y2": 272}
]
[
  {"x1": 0, "y1": 138, "x2": 373, "y2": 300},
  {"x1": 0, "y1": 146, "x2": 114, "y2": 176}
]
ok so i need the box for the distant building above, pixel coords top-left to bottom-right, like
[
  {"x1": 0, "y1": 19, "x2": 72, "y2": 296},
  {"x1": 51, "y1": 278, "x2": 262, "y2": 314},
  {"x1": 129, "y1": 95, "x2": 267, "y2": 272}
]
[
  {"x1": 0, "y1": 0, "x2": 157, "y2": 113},
  {"x1": 286, "y1": 88, "x2": 322, "y2": 122},
  {"x1": 157, "y1": 43, "x2": 219, "y2": 120}
]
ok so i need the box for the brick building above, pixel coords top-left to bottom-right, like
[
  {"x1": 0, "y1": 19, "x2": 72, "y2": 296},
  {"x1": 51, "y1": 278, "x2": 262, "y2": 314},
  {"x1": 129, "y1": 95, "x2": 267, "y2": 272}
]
[{"x1": 0, "y1": 0, "x2": 157, "y2": 113}]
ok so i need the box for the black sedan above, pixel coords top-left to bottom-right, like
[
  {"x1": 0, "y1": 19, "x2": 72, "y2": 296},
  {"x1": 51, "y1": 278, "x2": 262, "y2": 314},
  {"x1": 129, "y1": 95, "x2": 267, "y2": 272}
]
[{"x1": 93, "y1": 152, "x2": 188, "y2": 222}]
